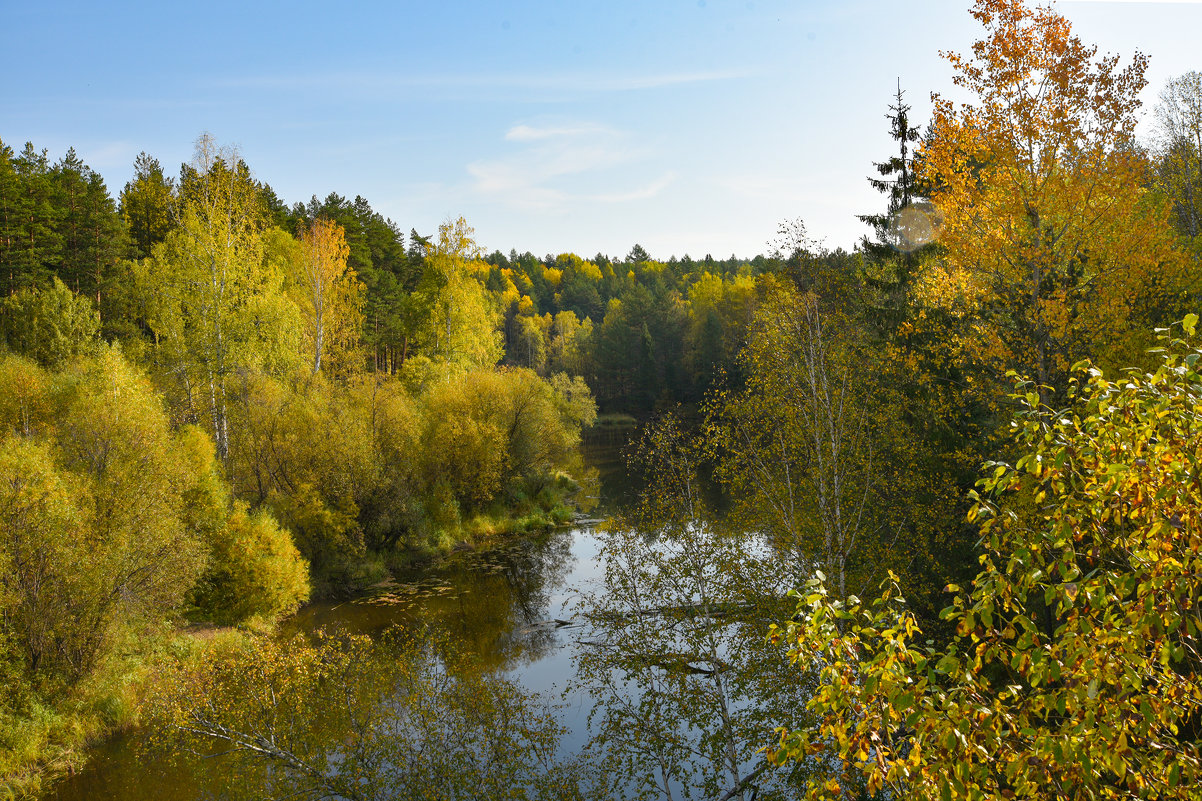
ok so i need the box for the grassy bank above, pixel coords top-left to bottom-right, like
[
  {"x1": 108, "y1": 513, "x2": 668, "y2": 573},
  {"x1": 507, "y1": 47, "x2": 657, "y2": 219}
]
[{"x1": 0, "y1": 627, "x2": 195, "y2": 799}]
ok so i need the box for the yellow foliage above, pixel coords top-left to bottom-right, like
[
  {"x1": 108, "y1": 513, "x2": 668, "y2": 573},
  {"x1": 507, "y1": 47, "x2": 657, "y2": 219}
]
[
  {"x1": 0, "y1": 347, "x2": 211, "y2": 680},
  {"x1": 918, "y1": 0, "x2": 1195, "y2": 390},
  {"x1": 298, "y1": 218, "x2": 364, "y2": 376},
  {"x1": 424, "y1": 217, "x2": 503, "y2": 368},
  {"x1": 0, "y1": 354, "x2": 52, "y2": 438},
  {"x1": 773, "y1": 329, "x2": 1202, "y2": 799},
  {"x1": 193, "y1": 503, "x2": 310, "y2": 625}
]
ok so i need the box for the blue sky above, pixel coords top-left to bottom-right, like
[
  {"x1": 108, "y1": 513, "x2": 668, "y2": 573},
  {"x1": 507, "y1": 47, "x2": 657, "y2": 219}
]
[{"x1": 3, "y1": 0, "x2": 1200, "y2": 259}]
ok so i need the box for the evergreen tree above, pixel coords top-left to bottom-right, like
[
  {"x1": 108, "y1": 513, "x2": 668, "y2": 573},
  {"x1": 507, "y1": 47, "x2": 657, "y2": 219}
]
[
  {"x1": 52, "y1": 148, "x2": 89, "y2": 292},
  {"x1": 52, "y1": 149, "x2": 126, "y2": 307},
  {"x1": 407, "y1": 227, "x2": 430, "y2": 263},
  {"x1": 0, "y1": 139, "x2": 20, "y2": 290},
  {"x1": 258, "y1": 183, "x2": 295, "y2": 232},
  {"x1": 858, "y1": 79, "x2": 922, "y2": 264},
  {"x1": 11, "y1": 143, "x2": 62, "y2": 290},
  {"x1": 81, "y1": 168, "x2": 128, "y2": 315},
  {"x1": 119, "y1": 152, "x2": 175, "y2": 259}
]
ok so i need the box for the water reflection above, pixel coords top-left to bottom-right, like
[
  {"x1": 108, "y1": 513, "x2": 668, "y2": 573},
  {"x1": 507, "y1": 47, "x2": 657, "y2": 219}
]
[
  {"x1": 46, "y1": 426, "x2": 637, "y2": 801},
  {"x1": 572, "y1": 522, "x2": 807, "y2": 801},
  {"x1": 285, "y1": 530, "x2": 582, "y2": 671},
  {"x1": 48, "y1": 524, "x2": 611, "y2": 801}
]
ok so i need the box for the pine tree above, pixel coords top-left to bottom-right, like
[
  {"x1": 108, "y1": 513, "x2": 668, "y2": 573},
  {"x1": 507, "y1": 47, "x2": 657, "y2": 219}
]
[
  {"x1": 0, "y1": 138, "x2": 22, "y2": 293},
  {"x1": 52, "y1": 148, "x2": 89, "y2": 293},
  {"x1": 81, "y1": 168, "x2": 128, "y2": 315},
  {"x1": 11, "y1": 143, "x2": 63, "y2": 290}
]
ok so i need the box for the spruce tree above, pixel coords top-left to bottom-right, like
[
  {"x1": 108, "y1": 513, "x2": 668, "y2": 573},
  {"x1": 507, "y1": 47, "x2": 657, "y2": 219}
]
[{"x1": 858, "y1": 79, "x2": 922, "y2": 266}]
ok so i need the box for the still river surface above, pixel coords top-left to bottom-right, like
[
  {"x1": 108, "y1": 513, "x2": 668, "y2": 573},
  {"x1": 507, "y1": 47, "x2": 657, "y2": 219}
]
[{"x1": 46, "y1": 427, "x2": 638, "y2": 801}]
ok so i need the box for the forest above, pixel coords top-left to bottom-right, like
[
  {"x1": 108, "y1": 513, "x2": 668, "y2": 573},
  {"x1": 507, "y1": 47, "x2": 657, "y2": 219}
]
[{"x1": 3, "y1": 0, "x2": 1202, "y2": 798}]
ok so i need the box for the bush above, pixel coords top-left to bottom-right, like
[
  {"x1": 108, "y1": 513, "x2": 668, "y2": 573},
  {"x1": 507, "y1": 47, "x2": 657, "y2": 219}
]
[{"x1": 192, "y1": 504, "x2": 310, "y2": 625}]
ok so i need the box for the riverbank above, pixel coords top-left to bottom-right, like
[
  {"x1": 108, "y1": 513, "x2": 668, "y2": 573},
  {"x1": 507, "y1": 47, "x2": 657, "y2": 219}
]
[
  {"x1": 14, "y1": 427, "x2": 633, "y2": 800},
  {"x1": 0, "y1": 625, "x2": 211, "y2": 799},
  {"x1": 44, "y1": 523, "x2": 609, "y2": 800}
]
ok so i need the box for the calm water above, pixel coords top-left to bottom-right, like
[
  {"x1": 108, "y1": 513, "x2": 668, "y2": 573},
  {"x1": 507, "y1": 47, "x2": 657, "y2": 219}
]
[{"x1": 45, "y1": 427, "x2": 636, "y2": 801}]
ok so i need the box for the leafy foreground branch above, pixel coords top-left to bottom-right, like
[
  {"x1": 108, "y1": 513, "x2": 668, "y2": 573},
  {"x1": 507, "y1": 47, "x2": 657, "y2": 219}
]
[
  {"x1": 143, "y1": 629, "x2": 598, "y2": 801},
  {"x1": 771, "y1": 320, "x2": 1202, "y2": 799}
]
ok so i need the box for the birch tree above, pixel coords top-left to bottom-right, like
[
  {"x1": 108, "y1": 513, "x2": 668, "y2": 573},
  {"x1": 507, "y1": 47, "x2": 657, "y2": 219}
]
[
  {"x1": 422, "y1": 216, "x2": 502, "y2": 368},
  {"x1": 1153, "y1": 71, "x2": 1202, "y2": 239},
  {"x1": 139, "y1": 135, "x2": 285, "y2": 458},
  {"x1": 709, "y1": 281, "x2": 905, "y2": 600},
  {"x1": 919, "y1": 0, "x2": 1191, "y2": 392},
  {"x1": 299, "y1": 217, "x2": 364, "y2": 375}
]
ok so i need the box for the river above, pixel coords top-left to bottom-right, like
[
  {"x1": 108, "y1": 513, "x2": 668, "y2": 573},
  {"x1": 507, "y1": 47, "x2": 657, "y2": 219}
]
[{"x1": 45, "y1": 427, "x2": 638, "y2": 801}]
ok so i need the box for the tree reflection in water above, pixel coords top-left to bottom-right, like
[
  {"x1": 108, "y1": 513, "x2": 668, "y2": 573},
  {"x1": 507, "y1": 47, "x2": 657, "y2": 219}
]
[{"x1": 573, "y1": 520, "x2": 811, "y2": 801}]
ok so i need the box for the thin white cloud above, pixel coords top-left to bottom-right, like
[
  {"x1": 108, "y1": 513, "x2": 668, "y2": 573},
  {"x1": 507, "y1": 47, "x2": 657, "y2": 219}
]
[
  {"x1": 505, "y1": 124, "x2": 612, "y2": 142},
  {"x1": 467, "y1": 122, "x2": 669, "y2": 210},
  {"x1": 589, "y1": 173, "x2": 676, "y2": 204},
  {"x1": 1056, "y1": 0, "x2": 1202, "y2": 3}
]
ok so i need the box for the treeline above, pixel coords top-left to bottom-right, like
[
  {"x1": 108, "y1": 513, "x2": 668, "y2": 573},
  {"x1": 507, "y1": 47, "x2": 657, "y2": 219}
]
[
  {"x1": 0, "y1": 132, "x2": 825, "y2": 417},
  {"x1": 3, "y1": 0, "x2": 1202, "y2": 794},
  {"x1": 0, "y1": 134, "x2": 601, "y2": 570}
]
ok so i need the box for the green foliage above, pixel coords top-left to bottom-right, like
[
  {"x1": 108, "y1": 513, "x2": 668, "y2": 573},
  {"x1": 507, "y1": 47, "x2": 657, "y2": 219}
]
[
  {"x1": 226, "y1": 370, "x2": 375, "y2": 587},
  {"x1": 191, "y1": 503, "x2": 310, "y2": 625},
  {"x1": 417, "y1": 367, "x2": 597, "y2": 519},
  {"x1": 0, "y1": 138, "x2": 128, "y2": 306},
  {"x1": 858, "y1": 82, "x2": 926, "y2": 261},
  {"x1": 137, "y1": 136, "x2": 296, "y2": 458},
  {"x1": 421, "y1": 217, "x2": 503, "y2": 368},
  {"x1": 709, "y1": 280, "x2": 928, "y2": 599},
  {"x1": 275, "y1": 482, "x2": 368, "y2": 592},
  {"x1": 0, "y1": 278, "x2": 99, "y2": 366},
  {"x1": 5, "y1": 143, "x2": 62, "y2": 291},
  {"x1": 352, "y1": 376, "x2": 425, "y2": 550},
  {"x1": 119, "y1": 152, "x2": 175, "y2": 260},
  {"x1": 50, "y1": 148, "x2": 127, "y2": 305},
  {"x1": 418, "y1": 373, "x2": 508, "y2": 511},
  {"x1": 0, "y1": 437, "x2": 90, "y2": 678},
  {"x1": 587, "y1": 282, "x2": 688, "y2": 413},
  {"x1": 0, "y1": 347, "x2": 212, "y2": 682},
  {"x1": 771, "y1": 326, "x2": 1202, "y2": 799},
  {"x1": 221, "y1": 362, "x2": 593, "y2": 588}
]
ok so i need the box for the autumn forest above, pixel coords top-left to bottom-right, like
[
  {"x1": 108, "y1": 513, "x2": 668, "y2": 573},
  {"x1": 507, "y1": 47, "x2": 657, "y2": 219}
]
[{"x1": 3, "y1": 0, "x2": 1202, "y2": 798}]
